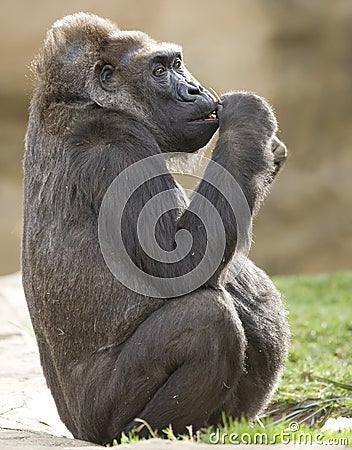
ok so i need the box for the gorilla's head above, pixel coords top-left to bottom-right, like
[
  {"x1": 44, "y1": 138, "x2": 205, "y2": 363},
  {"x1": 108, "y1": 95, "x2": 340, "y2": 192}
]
[{"x1": 33, "y1": 13, "x2": 219, "y2": 153}]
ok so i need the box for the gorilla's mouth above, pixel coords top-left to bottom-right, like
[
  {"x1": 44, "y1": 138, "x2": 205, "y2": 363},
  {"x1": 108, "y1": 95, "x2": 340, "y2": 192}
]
[
  {"x1": 204, "y1": 111, "x2": 218, "y2": 120},
  {"x1": 190, "y1": 109, "x2": 218, "y2": 123}
]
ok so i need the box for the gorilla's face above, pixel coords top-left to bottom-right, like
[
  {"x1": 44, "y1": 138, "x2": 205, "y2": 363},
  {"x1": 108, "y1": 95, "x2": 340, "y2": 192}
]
[
  {"x1": 98, "y1": 39, "x2": 219, "y2": 153},
  {"x1": 144, "y1": 48, "x2": 219, "y2": 152}
]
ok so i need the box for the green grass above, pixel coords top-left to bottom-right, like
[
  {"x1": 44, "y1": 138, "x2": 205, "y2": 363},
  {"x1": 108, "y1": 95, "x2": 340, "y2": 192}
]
[
  {"x1": 256, "y1": 271, "x2": 352, "y2": 442},
  {"x1": 111, "y1": 272, "x2": 352, "y2": 446},
  {"x1": 274, "y1": 271, "x2": 352, "y2": 403}
]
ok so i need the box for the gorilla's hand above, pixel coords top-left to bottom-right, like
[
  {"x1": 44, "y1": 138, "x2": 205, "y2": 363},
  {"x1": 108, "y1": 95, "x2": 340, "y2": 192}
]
[
  {"x1": 218, "y1": 92, "x2": 278, "y2": 140},
  {"x1": 271, "y1": 136, "x2": 288, "y2": 175},
  {"x1": 217, "y1": 91, "x2": 287, "y2": 180}
]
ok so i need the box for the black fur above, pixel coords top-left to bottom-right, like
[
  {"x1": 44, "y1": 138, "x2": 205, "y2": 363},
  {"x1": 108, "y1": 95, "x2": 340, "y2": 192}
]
[{"x1": 22, "y1": 12, "x2": 289, "y2": 445}]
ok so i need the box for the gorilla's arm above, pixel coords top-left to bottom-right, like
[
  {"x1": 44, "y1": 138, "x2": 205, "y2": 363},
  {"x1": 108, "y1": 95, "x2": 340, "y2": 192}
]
[
  {"x1": 179, "y1": 92, "x2": 277, "y2": 283},
  {"x1": 66, "y1": 93, "x2": 276, "y2": 296},
  {"x1": 119, "y1": 92, "x2": 277, "y2": 290}
]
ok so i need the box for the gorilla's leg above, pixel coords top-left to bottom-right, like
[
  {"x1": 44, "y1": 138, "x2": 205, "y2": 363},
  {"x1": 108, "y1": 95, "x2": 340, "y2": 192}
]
[
  {"x1": 71, "y1": 289, "x2": 246, "y2": 443},
  {"x1": 36, "y1": 336, "x2": 79, "y2": 436},
  {"x1": 208, "y1": 263, "x2": 290, "y2": 425},
  {"x1": 208, "y1": 324, "x2": 287, "y2": 425}
]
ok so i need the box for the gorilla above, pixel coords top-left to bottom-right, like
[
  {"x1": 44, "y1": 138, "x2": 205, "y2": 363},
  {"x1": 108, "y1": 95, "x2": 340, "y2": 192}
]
[{"x1": 22, "y1": 12, "x2": 289, "y2": 445}]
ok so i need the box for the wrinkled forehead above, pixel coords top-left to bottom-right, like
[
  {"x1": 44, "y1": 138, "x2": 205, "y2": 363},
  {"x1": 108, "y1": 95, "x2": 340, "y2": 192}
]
[
  {"x1": 136, "y1": 42, "x2": 183, "y2": 64},
  {"x1": 104, "y1": 31, "x2": 183, "y2": 66}
]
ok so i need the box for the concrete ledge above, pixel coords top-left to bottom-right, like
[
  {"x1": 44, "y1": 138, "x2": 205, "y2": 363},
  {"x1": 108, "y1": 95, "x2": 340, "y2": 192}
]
[{"x1": 0, "y1": 429, "x2": 101, "y2": 449}]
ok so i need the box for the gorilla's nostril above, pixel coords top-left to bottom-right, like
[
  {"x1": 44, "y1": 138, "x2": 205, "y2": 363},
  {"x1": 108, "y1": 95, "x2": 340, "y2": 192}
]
[
  {"x1": 185, "y1": 80, "x2": 202, "y2": 96},
  {"x1": 188, "y1": 86, "x2": 201, "y2": 96},
  {"x1": 178, "y1": 83, "x2": 202, "y2": 101}
]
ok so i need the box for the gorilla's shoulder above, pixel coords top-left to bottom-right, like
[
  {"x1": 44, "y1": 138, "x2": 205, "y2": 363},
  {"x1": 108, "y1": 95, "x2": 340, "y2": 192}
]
[{"x1": 67, "y1": 110, "x2": 156, "y2": 151}]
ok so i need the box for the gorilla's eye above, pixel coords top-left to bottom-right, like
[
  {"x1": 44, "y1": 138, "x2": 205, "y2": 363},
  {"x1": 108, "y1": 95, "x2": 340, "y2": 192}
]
[
  {"x1": 153, "y1": 66, "x2": 166, "y2": 77},
  {"x1": 173, "y1": 58, "x2": 182, "y2": 70},
  {"x1": 100, "y1": 64, "x2": 115, "y2": 84}
]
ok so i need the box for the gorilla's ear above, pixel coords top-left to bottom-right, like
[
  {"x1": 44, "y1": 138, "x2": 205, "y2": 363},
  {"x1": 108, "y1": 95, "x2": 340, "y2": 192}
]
[{"x1": 99, "y1": 63, "x2": 117, "y2": 91}]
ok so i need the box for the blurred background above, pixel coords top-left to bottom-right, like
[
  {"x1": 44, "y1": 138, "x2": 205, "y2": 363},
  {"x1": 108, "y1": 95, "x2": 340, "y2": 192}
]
[{"x1": 0, "y1": 0, "x2": 351, "y2": 276}]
